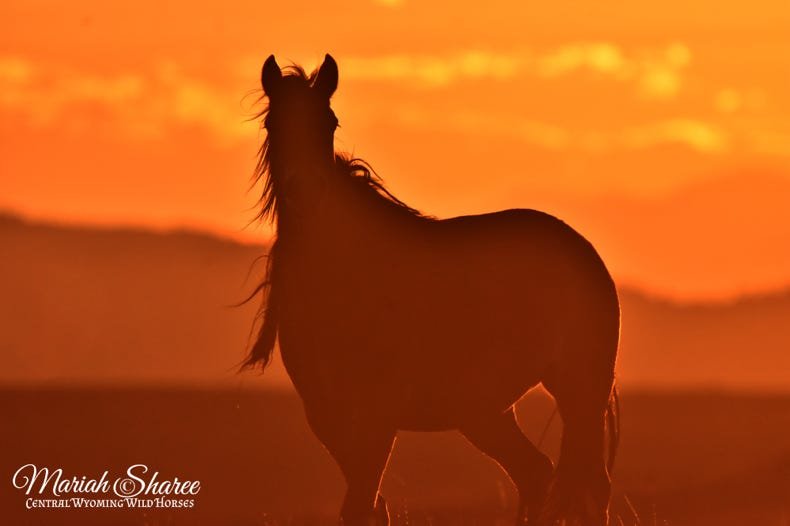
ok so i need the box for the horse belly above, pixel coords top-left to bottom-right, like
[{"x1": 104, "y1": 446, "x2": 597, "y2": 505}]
[{"x1": 382, "y1": 294, "x2": 558, "y2": 431}]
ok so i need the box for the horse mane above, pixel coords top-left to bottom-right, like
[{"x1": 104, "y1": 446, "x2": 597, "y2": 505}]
[
  {"x1": 250, "y1": 66, "x2": 423, "y2": 224},
  {"x1": 242, "y1": 65, "x2": 425, "y2": 372},
  {"x1": 249, "y1": 64, "x2": 311, "y2": 224}
]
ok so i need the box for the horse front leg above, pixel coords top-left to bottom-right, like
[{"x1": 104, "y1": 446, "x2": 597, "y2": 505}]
[{"x1": 304, "y1": 405, "x2": 397, "y2": 526}]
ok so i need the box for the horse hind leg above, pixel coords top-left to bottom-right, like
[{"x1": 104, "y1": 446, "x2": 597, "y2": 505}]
[
  {"x1": 461, "y1": 407, "x2": 554, "y2": 524},
  {"x1": 541, "y1": 370, "x2": 616, "y2": 525}
]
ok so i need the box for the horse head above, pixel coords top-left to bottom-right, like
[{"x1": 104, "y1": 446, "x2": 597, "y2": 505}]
[{"x1": 260, "y1": 54, "x2": 339, "y2": 168}]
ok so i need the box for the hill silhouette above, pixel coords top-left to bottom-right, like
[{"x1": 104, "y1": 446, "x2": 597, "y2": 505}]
[
  {"x1": 1, "y1": 211, "x2": 788, "y2": 391},
  {"x1": 551, "y1": 169, "x2": 790, "y2": 300}
]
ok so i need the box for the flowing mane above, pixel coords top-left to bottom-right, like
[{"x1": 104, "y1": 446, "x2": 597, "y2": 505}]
[
  {"x1": 250, "y1": 66, "x2": 423, "y2": 225},
  {"x1": 243, "y1": 64, "x2": 425, "y2": 371}
]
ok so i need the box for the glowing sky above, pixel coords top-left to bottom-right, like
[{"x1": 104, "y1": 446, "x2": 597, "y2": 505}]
[{"x1": 1, "y1": 0, "x2": 789, "y2": 299}]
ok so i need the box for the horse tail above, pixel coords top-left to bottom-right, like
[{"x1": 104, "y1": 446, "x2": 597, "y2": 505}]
[{"x1": 606, "y1": 382, "x2": 620, "y2": 474}]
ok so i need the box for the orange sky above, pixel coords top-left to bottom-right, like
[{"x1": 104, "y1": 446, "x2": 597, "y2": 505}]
[{"x1": 1, "y1": 0, "x2": 789, "y2": 300}]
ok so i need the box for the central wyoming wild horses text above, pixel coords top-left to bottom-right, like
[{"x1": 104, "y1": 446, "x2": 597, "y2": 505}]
[{"x1": 243, "y1": 54, "x2": 620, "y2": 526}]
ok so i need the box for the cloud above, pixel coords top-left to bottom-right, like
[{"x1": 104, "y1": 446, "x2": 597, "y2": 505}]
[
  {"x1": 445, "y1": 110, "x2": 569, "y2": 150},
  {"x1": 0, "y1": 56, "x2": 33, "y2": 83},
  {"x1": 339, "y1": 42, "x2": 692, "y2": 100},
  {"x1": 0, "y1": 56, "x2": 257, "y2": 145},
  {"x1": 389, "y1": 104, "x2": 727, "y2": 154},
  {"x1": 341, "y1": 51, "x2": 522, "y2": 87},
  {"x1": 622, "y1": 119, "x2": 727, "y2": 153},
  {"x1": 0, "y1": 56, "x2": 35, "y2": 108},
  {"x1": 0, "y1": 43, "x2": 693, "y2": 145},
  {"x1": 714, "y1": 89, "x2": 742, "y2": 113},
  {"x1": 713, "y1": 87, "x2": 768, "y2": 114},
  {"x1": 1, "y1": 50, "x2": 782, "y2": 158},
  {"x1": 537, "y1": 43, "x2": 626, "y2": 77},
  {"x1": 633, "y1": 44, "x2": 689, "y2": 100},
  {"x1": 638, "y1": 65, "x2": 681, "y2": 99},
  {"x1": 384, "y1": 103, "x2": 570, "y2": 150}
]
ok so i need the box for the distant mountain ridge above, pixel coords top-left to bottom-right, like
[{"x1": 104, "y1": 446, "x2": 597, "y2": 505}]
[
  {"x1": 1, "y1": 212, "x2": 788, "y2": 390},
  {"x1": 554, "y1": 169, "x2": 790, "y2": 300}
]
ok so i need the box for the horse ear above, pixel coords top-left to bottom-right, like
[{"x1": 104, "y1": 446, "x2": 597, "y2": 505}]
[
  {"x1": 313, "y1": 54, "x2": 338, "y2": 99},
  {"x1": 261, "y1": 55, "x2": 282, "y2": 98}
]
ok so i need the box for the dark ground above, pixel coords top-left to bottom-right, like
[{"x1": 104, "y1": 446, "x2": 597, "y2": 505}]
[{"x1": 1, "y1": 388, "x2": 788, "y2": 525}]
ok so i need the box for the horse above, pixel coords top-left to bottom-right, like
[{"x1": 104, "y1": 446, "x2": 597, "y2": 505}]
[{"x1": 242, "y1": 54, "x2": 620, "y2": 526}]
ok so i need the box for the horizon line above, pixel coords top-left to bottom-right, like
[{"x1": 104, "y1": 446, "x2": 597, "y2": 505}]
[{"x1": 4, "y1": 207, "x2": 789, "y2": 306}]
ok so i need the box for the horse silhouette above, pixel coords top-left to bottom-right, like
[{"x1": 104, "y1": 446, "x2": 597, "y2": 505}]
[{"x1": 243, "y1": 54, "x2": 620, "y2": 526}]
